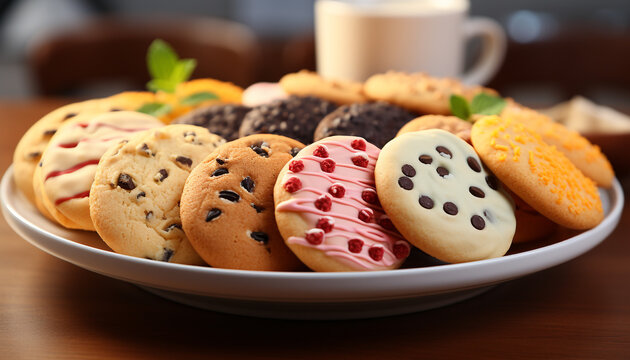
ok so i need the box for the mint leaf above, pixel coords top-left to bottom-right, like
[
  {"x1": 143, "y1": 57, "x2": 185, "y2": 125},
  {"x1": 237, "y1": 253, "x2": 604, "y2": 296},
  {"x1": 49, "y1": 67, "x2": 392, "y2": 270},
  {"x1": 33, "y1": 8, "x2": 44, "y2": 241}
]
[
  {"x1": 470, "y1": 93, "x2": 506, "y2": 116},
  {"x1": 449, "y1": 95, "x2": 471, "y2": 120},
  {"x1": 180, "y1": 91, "x2": 219, "y2": 106},
  {"x1": 147, "y1": 40, "x2": 178, "y2": 81},
  {"x1": 145, "y1": 39, "x2": 197, "y2": 93},
  {"x1": 136, "y1": 102, "x2": 172, "y2": 117}
]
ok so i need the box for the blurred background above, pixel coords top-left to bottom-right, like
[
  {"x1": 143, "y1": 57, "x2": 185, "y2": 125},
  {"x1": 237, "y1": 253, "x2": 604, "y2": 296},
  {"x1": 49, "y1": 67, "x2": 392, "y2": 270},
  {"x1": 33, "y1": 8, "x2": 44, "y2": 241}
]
[{"x1": 0, "y1": 0, "x2": 629, "y2": 107}]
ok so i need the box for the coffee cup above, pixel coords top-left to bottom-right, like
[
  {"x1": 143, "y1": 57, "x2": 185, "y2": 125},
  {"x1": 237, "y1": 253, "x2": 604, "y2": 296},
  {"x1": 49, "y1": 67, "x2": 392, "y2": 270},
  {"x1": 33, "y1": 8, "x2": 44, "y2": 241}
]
[{"x1": 315, "y1": 0, "x2": 506, "y2": 85}]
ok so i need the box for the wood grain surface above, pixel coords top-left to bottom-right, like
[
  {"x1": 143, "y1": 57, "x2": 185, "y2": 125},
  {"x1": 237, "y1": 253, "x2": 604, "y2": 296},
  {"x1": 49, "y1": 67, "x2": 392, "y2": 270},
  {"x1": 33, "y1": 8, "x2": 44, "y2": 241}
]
[{"x1": 1, "y1": 100, "x2": 629, "y2": 359}]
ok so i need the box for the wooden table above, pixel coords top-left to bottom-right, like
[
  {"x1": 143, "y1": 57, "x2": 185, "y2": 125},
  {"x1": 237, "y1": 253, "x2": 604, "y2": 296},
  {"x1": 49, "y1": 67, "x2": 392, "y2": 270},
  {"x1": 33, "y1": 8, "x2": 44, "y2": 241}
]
[{"x1": 1, "y1": 99, "x2": 629, "y2": 359}]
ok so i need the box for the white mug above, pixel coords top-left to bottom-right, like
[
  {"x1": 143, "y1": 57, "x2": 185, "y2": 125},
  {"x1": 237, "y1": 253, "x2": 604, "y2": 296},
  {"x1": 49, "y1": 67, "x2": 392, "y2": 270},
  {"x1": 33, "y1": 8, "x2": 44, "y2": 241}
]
[{"x1": 315, "y1": 0, "x2": 506, "y2": 85}]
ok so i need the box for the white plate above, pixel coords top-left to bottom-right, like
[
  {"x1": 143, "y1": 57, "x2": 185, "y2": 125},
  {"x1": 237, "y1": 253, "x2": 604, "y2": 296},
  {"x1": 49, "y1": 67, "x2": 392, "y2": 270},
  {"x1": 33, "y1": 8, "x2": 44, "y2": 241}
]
[{"x1": 1, "y1": 166, "x2": 623, "y2": 319}]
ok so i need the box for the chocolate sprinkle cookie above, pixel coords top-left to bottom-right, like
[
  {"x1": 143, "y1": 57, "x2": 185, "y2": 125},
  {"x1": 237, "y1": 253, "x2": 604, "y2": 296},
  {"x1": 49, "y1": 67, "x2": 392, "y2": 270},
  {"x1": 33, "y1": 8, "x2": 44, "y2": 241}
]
[
  {"x1": 313, "y1": 101, "x2": 415, "y2": 148},
  {"x1": 238, "y1": 96, "x2": 337, "y2": 144},
  {"x1": 173, "y1": 103, "x2": 251, "y2": 141}
]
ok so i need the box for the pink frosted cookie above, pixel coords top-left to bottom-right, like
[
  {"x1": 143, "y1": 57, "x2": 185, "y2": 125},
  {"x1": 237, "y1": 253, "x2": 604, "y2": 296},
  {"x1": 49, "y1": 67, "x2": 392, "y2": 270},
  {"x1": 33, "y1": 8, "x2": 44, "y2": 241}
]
[
  {"x1": 274, "y1": 136, "x2": 410, "y2": 272},
  {"x1": 34, "y1": 111, "x2": 164, "y2": 230},
  {"x1": 241, "y1": 82, "x2": 289, "y2": 107}
]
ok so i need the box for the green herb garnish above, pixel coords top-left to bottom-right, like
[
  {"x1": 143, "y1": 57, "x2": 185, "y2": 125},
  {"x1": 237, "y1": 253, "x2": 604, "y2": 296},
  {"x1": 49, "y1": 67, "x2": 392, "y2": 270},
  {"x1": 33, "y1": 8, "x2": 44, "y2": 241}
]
[
  {"x1": 449, "y1": 93, "x2": 506, "y2": 121},
  {"x1": 180, "y1": 91, "x2": 219, "y2": 106},
  {"x1": 146, "y1": 39, "x2": 197, "y2": 93},
  {"x1": 136, "y1": 102, "x2": 173, "y2": 117}
]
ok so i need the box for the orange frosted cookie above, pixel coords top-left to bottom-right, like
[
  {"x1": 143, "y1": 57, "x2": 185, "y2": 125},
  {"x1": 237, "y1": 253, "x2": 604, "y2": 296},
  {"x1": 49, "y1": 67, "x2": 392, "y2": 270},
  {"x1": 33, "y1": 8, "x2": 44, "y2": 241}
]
[
  {"x1": 501, "y1": 101, "x2": 614, "y2": 187},
  {"x1": 471, "y1": 115, "x2": 603, "y2": 230}
]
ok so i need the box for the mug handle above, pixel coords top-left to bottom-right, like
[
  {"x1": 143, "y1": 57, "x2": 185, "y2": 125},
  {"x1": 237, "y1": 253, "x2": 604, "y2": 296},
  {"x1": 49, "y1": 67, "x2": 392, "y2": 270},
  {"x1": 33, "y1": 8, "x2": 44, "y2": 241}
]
[{"x1": 461, "y1": 17, "x2": 507, "y2": 85}]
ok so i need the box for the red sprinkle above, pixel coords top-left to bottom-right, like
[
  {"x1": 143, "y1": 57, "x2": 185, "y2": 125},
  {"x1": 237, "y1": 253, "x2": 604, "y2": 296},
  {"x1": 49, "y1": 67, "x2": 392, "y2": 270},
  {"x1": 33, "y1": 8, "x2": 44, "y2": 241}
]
[
  {"x1": 368, "y1": 246, "x2": 385, "y2": 261},
  {"x1": 305, "y1": 229, "x2": 324, "y2": 245},
  {"x1": 283, "y1": 177, "x2": 302, "y2": 193},
  {"x1": 313, "y1": 145, "x2": 329, "y2": 158},
  {"x1": 328, "y1": 184, "x2": 346, "y2": 198},
  {"x1": 361, "y1": 189, "x2": 378, "y2": 204},
  {"x1": 314, "y1": 194, "x2": 332, "y2": 212},
  {"x1": 351, "y1": 138, "x2": 367, "y2": 151},
  {"x1": 358, "y1": 209, "x2": 373, "y2": 223},
  {"x1": 288, "y1": 160, "x2": 305, "y2": 173},
  {"x1": 320, "y1": 159, "x2": 336, "y2": 173},
  {"x1": 351, "y1": 154, "x2": 369, "y2": 168},
  {"x1": 316, "y1": 217, "x2": 334, "y2": 233},
  {"x1": 393, "y1": 242, "x2": 410, "y2": 259},
  {"x1": 379, "y1": 216, "x2": 396, "y2": 231},
  {"x1": 348, "y1": 239, "x2": 364, "y2": 253}
]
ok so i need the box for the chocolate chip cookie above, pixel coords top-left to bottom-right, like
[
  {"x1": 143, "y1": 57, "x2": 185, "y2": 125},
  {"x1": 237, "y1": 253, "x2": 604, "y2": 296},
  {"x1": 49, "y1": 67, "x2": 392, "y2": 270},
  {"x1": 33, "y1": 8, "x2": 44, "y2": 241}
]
[
  {"x1": 239, "y1": 96, "x2": 337, "y2": 144},
  {"x1": 89, "y1": 124, "x2": 225, "y2": 264},
  {"x1": 180, "y1": 134, "x2": 306, "y2": 271},
  {"x1": 313, "y1": 102, "x2": 415, "y2": 148}
]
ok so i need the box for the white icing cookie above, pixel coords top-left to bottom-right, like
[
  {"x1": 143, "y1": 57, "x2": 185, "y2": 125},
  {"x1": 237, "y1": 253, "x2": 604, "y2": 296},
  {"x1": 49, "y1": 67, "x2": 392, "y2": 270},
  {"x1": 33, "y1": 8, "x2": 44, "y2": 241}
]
[{"x1": 374, "y1": 129, "x2": 516, "y2": 263}]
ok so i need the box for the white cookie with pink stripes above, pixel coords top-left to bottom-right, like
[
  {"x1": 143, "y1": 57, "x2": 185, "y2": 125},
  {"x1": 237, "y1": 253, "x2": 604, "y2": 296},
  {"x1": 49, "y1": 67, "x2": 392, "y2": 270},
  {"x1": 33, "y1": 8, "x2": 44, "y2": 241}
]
[
  {"x1": 34, "y1": 111, "x2": 163, "y2": 230},
  {"x1": 274, "y1": 135, "x2": 410, "y2": 272}
]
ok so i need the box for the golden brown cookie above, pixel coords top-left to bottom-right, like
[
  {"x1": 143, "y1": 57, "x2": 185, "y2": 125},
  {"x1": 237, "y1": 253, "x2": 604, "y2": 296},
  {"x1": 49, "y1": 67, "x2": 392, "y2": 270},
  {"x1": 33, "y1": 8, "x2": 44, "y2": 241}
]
[
  {"x1": 13, "y1": 92, "x2": 157, "y2": 209},
  {"x1": 180, "y1": 134, "x2": 305, "y2": 271},
  {"x1": 363, "y1": 71, "x2": 496, "y2": 115},
  {"x1": 375, "y1": 130, "x2": 516, "y2": 263},
  {"x1": 274, "y1": 136, "x2": 410, "y2": 272},
  {"x1": 89, "y1": 125, "x2": 225, "y2": 264},
  {"x1": 279, "y1": 70, "x2": 368, "y2": 105},
  {"x1": 396, "y1": 115, "x2": 473, "y2": 143},
  {"x1": 34, "y1": 111, "x2": 164, "y2": 230},
  {"x1": 501, "y1": 100, "x2": 614, "y2": 188},
  {"x1": 471, "y1": 115, "x2": 604, "y2": 230}
]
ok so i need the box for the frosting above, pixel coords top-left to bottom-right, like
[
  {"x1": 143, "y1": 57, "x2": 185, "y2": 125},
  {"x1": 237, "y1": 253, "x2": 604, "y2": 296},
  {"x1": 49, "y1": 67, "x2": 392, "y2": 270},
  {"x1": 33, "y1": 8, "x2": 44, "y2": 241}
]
[
  {"x1": 276, "y1": 137, "x2": 409, "y2": 270},
  {"x1": 41, "y1": 111, "x2": 163, "y2": 205}
]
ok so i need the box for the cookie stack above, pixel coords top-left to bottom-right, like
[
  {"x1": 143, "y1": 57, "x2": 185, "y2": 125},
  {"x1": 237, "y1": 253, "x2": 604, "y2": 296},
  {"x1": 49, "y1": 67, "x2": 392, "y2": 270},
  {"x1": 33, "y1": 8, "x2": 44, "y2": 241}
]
[{"x1": 11, "y1": 71, "x2": 614, "y2": 272}]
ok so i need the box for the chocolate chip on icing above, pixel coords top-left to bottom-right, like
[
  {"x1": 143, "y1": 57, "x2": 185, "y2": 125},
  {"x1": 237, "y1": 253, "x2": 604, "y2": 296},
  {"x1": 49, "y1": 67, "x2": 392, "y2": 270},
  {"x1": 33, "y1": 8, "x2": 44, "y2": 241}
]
[
  {"x1": 486, "y1": 175, "x2": 499, "y2": 190},
  {"x1": 398, "y1": 177, "x2": 414, "y2": 190},
  {"x1": 175, "y1": 156, "x2": 193, "y2": 167},
  {"x1": 401, "y1": 164, "x2": 416, "y2": 177},
  {"x1": 161, "y1": 248, "x2": 174, "y2": 262},
  {"x1": 419, "y1": 154, "x2": 433, "y2": 164},
  {"x1": 154, "y1": 169, "x2": 168, "y2": 182},
  {"x1": 436, "y1": 167, "x2": 449, "y2": 177},
  {"x1": 436, "y1": 146, "x2": 452, "y2": 158},
  {"x1": 206, "y1": 208, "x2": 221, "y2": 222},
  {"x1": 117, "y1": 173, "x2": 136, "y2": 190},
  {"x1": 251, "y1": 203, "x2": 264, "y2": 213},
  {"x1": 467, "y1": 157, "x2": 481, "y2": 172},
  {"x1": 250, "y1": 231, "x2": 269, "y2": 244},
  {"x1": 483, "y1": 209, "x2": 494, "y2": 222},
  {"x1": 469, "y1": 186, "x2": 485, "y2": 198},
  {"x1": 216, "y1": 158, "x2": 226, "y2": 165},
  {"x1": 471, "y1": 215, "x2": 486, "y2": 230},
  {"x1": 212, "y1": 168, "x2": 229, "y2": 176},
  {"x1": 443, "y1": 202, "x2": 458, "y2": 215},
  {"x1": 136, "y1": 191, "x2": 146, "y2": 199},
  {"x1": 241, "y1": 177, "x2": 255, "y2": 193},
  {"x1": 219, "y1": 190, "x2": 240, "y2": 202},
  {"x1": 290, "y1": 147, "x2": 301, "y2": 157},
  {"x1": 419, "y1": 195, "x2": 434, "y2": 209}
]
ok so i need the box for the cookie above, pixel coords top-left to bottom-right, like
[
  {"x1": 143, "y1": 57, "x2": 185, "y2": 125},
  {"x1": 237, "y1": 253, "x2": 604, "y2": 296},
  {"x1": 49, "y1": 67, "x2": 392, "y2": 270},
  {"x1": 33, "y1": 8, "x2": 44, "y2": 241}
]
[
  {"x1": 375, "y1": 130, "x2": 516, "y2": 263},
  {"x1": 89, "y1": 125, "x2": 225, "y2": 264},
  {"x1": 396, "y1": 115, "x2": 473, "y2": 143},
  {"x1": 501, "y1": 101, "x2": 614, "y2": 188},
  {"x1": 363, "y1": 71, "x2": 496, "y2": 115},
  {"x1": 173, "y1": 103, "x2": 251, "y2": 141},
  {"x1": 180, "y1": 134, "x2": 305, "y2": 271},
  {"x1": 471, "y1": 115, "x2": 603, "y2": 230},
  {"x1": 13, "y1": 92, "x2": 157, "y2": 207},
  {"x1": 239, "y1": 96, "x2": 337, "y2": 144},
  {"x1": 511, "y1": 192, "x2": 558, "y2": 243},
  {"x1": 279, "y1": 70, "x2": 368, "y2": 105},
  {"x1": 313, "y1": 101, "x2": 415, "y2": 148},
  {"x1": 34, "y1": 111, "x2": 164, "y2": 230},
  {"x1": 242, "y1": 82, "x2": 289, "y2": 107},
  {"x1": 274, "y1": 136, "x2": 410, "y2": 272}
]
